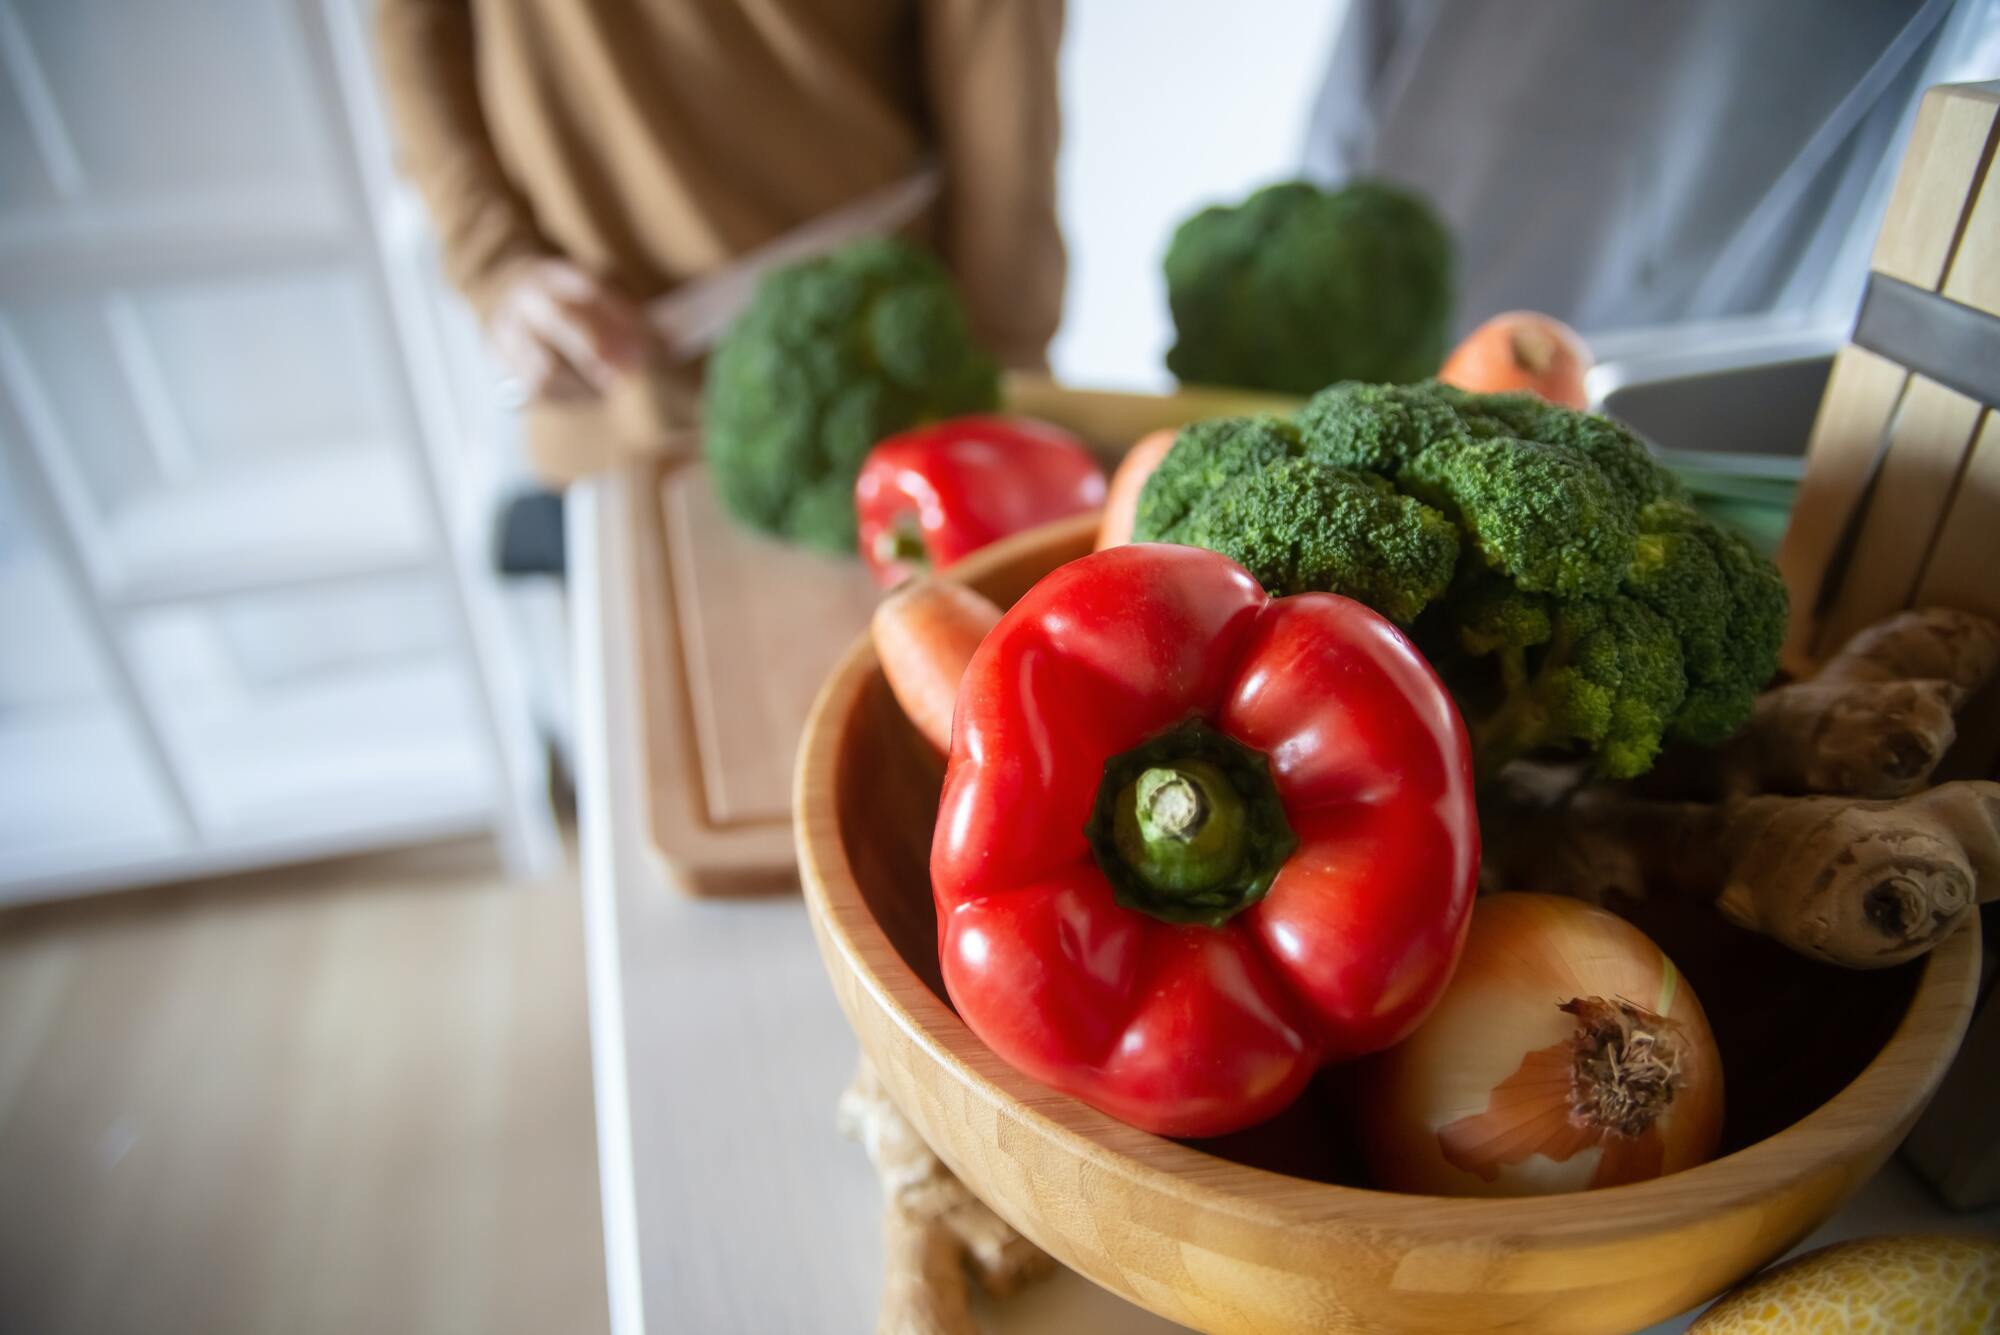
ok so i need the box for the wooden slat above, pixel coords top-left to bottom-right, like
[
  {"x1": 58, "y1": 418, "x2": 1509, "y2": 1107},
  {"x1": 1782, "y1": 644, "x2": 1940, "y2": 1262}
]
[
  {"x1": 1940, "y1": 92, "x2": 2000, "y2": 318},
  {"x1": 1915, "y1": 410, "x2": 2000, "y2": 615},
  {"x1": 1873, "y1": 83, "x2": 2000, "y2": 291},
  {"x1": 1814, "y1": 378, "x2": 1986, "y2": 658},
  {"x1": 1916, "y1": 409, "x2": 2000, "y2": 785},
  {"x1": 1778, "y1": 83, "x2": 2000, "y2": 673},
  {"x1": 1775, "y1": 346, "x2": 1910, "y2": 673}
]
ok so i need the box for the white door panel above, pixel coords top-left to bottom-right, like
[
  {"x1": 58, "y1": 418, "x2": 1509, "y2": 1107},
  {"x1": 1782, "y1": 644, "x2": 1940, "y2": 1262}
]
[
  {"x1": 0, "y1": 299, "x2": 160, "y2": 518},
  {"x1": 127, "y1": 269, "x2": 398, "y2": 468},
  {"x1": 0, "y1": 0, "x2": 556, "y2": 898},
  {"x1": 1, "y1": 0, "x2": 336, "y2": 211}
]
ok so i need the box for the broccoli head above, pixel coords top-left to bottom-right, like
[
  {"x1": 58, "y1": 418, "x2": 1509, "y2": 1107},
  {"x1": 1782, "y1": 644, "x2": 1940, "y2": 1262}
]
[
  {"x1": 703, "y1": 237, "x2": 999, "y2": 552},
  {"x1": 1163, "y1": 180, "x2": 1454, "y2": 394},
  {"x1": 1132, "y1": 416, "x2": 1458, "y2": 624},
  {"x1": 1134, "y1": 379, "x2": 1788, "y2": 779},
  {"x1": 1401, "y1": 435, "x2": 1637, "y2": 599}
]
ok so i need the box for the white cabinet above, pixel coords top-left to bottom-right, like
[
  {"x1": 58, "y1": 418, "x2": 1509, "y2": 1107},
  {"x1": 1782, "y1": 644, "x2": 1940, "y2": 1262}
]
[{"x1": 0, "y1": 0, "x2": 556, "y2": 903}]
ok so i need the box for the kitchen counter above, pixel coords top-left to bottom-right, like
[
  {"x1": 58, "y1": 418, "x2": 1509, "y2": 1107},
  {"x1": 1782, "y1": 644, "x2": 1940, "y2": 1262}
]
[{"x1": 569, "y1": 469, "x2": 1995, "y2": 1335}]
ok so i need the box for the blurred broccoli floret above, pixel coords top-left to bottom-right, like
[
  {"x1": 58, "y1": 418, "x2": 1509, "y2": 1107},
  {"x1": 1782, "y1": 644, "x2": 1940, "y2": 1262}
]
[
  {"x1": 1135, "y1": 379, "x2": 1788, "y2": 780},
  {"x1": 1163, "y1": 180, "x2": 1454, "y2": 394},
  {"x1": 1132, "y1": 416, "x2": 1458, "y2": 624},
  {"x1": 703, "y1": 238, "x2": 998, "y2": 552}
]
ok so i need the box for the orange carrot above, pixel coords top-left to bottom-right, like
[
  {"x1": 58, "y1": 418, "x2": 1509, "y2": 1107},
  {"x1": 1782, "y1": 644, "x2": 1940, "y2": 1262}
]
[
  {"x1": 1440, "y1": 312, "x2": 1593, "y2": 410},
  {"x1": 871, "y1": 577, "x2": 1003, "y2": 754},
  {"x1": 1095, "y1": 428, "x2": 1180, "y2": 551}
]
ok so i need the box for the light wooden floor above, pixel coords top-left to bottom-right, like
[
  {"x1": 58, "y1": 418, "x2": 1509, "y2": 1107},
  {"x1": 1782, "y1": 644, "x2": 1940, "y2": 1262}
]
[{"x1": 0, "y1": 839, "x2": 609, "y2": 1335}]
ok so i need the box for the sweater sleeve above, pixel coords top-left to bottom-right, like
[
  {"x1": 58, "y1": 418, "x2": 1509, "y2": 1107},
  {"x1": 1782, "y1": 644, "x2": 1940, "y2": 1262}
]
[
  {"x1": 919, "y1": 0, "x2": 1068, "y2": 370},
  {"x1": 374, "y1": 0, "x2": 547, "y2": 315}
]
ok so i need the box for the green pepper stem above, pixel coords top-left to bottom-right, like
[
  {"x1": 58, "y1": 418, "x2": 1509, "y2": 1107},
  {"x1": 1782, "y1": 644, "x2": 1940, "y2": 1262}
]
[
  {"x1": 1140, "y1": 769, "x2": 1208, "y2": 840},
  {"x1": 1113, "y1": 761, "x2": 1250, "y2": 895},
  {"x1": 1085, "y1": 721, "x2": 1296, "y2": 927},
  {"x1": 873, "y1": 520, "x2": 929, "y2": 568}
]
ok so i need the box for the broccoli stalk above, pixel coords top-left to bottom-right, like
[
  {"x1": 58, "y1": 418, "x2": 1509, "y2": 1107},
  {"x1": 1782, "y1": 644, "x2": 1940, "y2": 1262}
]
[
  {"x1": 1441, "y1": 587, "x2": 1688, "y2": 780},
  {"x1": 1132, "y1": 381, "x2": 1789, "y2": 781}
]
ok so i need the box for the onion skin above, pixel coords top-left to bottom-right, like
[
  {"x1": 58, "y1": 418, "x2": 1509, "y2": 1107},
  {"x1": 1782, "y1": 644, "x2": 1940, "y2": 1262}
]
[{"x1": 1359, "y1": 893, "x2": 1723, "y2": 1196}]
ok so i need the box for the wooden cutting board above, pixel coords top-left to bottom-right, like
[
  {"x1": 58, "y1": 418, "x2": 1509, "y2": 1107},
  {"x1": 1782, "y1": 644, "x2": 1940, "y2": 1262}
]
[{"x1": 628, "y1": 461, "x2": 880, "y2": 893}]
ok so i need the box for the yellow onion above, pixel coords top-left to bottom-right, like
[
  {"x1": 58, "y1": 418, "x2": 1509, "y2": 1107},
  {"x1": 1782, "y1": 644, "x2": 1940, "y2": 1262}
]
[{"x1": 1359, "y1": 893, "x2": 1723, "y2": 1196}]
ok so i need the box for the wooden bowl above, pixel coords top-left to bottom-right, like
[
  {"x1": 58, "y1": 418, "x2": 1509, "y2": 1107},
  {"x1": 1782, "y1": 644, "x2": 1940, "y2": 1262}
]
[{"x1": 794, "y1": 514, "x2": 1982, "y2": 1335}]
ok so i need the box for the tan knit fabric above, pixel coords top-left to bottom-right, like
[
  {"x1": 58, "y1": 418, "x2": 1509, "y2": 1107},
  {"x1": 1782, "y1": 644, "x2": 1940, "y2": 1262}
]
[{"x1": 376, "y1": 0, "x2": 1066, "y2": 482}]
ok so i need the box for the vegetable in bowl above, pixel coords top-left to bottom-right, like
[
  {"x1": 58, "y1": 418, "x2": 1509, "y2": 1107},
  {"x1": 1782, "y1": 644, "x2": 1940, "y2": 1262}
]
[
  {"x1": 1132, "y1": 381, "x2": 1790, "y2": 780},
  {"x1": 1359, "y1": 893, "x2": 1723, "y2": 1197},
  {"x1": 930, "y1": 543, "x2": 1481, "y2": 1139}
]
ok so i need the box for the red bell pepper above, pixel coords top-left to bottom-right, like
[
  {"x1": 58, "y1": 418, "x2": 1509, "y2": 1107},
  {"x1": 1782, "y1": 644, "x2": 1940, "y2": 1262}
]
[
  {"x1": 931, "y1": 543, "x2": 1480, "y2": 1138},
  {"x1": 854, "y1": 416, "x2": 1106, "y2": 587}
]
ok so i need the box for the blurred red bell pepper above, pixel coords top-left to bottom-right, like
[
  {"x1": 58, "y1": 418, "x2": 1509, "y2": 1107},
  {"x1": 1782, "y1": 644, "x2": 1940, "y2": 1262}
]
[
  {"x1": 854, "y1": 416, "x2": 1105, "y2": 587},
  {"x1": 931, "y1": 543, "x2": 1479, "y2": 1138}
]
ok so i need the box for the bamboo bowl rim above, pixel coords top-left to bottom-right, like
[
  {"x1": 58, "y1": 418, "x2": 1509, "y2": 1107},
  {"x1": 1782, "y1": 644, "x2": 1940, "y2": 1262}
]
[{"x1": 794, "y1": 513, "x2": 1982, "y2": 1248}]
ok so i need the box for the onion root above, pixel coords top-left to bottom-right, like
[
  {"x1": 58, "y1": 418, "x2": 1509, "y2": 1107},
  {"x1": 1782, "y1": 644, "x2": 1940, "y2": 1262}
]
[{"x1": 1562, "y1": 997, "x2": 1685, "y2": 1138}]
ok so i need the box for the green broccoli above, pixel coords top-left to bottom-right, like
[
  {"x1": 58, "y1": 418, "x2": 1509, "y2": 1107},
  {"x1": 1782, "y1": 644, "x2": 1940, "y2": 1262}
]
[
  {"x1": 1131, "y1": 416, "x2": 1459, "y2": 625},
  {"x1": 1430, "y1": 579, "x2": 1688, "y2": 780},
  {"x1": 703, "y1": 237, "x2": 999, "y2": 552},
  {"x1": 1133, "y1": 380, "x2": 1788, "y2": 780},
  {"x1": 1163, "y1": 180, "x2": 1454, "y2": 394},
  {"x1": 1401, "y1": 435, "x2": 1636, "y2": 599},
  {"x1": 1624, "y1": 499, "x2": 1790, "y2": 747},
  {"x1": 1133, "y1": 415, "x2": 1301, "y2": 538}
]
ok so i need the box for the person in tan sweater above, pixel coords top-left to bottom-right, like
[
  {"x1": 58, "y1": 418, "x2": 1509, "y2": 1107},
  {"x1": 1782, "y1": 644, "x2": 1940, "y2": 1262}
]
[{"x1": 376, "y1": 0, "x2": 1066, "y2": 483}]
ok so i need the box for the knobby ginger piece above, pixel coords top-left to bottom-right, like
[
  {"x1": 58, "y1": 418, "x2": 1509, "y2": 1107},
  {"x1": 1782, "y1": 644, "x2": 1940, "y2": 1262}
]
[
  {"x1": 1709, "y1": 784, "x2": 2000, "y2": 967},
  {"x1": 1485, "y1": 781, "x2": 2000, "y2": 968},
  {"x1": 1712, "y1": 608, "x2": 2000, "y2": 799}
]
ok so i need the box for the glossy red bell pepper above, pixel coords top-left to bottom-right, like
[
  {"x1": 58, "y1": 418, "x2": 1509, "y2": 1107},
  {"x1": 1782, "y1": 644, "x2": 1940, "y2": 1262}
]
[
  {"x1": 854, "y1": 416, "x2": 1106, "y2": 587},
  {"x1": 931, "y1": 543, "x2": 1480, "y2": 1138}
]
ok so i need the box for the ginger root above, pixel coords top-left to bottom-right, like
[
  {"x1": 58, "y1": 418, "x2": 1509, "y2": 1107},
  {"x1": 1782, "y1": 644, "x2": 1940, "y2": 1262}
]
[
  {"x1": 1485, "y1": 781, "x2": 2000, "y2": 969},
  {"x1": 838, "y1": 1059, "x2": 1052, "y2": 1335},
  {"x1": 1704, "y1": 608, "x2": 2000, "y2": 799}
]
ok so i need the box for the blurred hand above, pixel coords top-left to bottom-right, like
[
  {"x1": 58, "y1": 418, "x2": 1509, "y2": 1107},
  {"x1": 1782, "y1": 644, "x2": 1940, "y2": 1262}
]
[{"x1": 488, "y1": 258, "x2": 649, "y2": 404}]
